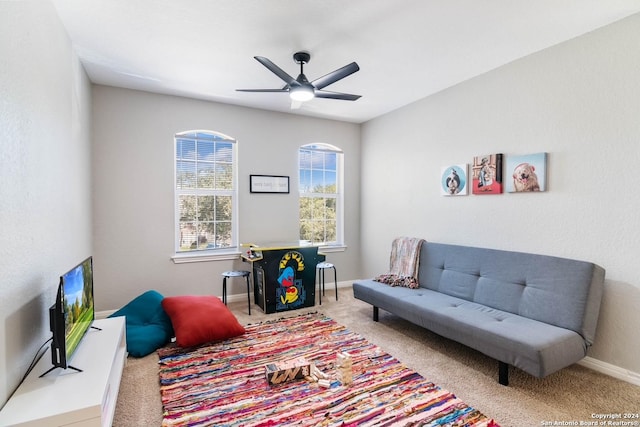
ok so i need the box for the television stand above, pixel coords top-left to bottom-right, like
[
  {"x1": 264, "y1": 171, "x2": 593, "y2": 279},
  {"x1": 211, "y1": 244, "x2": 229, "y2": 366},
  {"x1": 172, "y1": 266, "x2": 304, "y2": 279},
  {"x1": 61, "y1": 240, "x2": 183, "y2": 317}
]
[
  {"x1": 0, "y1": 317, "x2": 127, "y2": 427},
  {"x1": 38, "y1": 324, "x2": 103, "y2": 377},
  {"x1": 39, "y1": 364, "x2": 83, "y2": 378}
]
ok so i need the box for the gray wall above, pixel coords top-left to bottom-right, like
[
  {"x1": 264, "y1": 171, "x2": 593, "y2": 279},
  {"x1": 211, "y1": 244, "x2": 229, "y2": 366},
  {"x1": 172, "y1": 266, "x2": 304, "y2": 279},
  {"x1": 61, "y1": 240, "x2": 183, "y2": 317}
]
[
  {"x1": 91, "y1": 86, "x2": 361, "y2": 310},
  {"x1": 360, "y1": 13, "x2": 640, "y2": 375},
  {"x1": 0, "y1": 1, "x2": 93, "y2": 407}
]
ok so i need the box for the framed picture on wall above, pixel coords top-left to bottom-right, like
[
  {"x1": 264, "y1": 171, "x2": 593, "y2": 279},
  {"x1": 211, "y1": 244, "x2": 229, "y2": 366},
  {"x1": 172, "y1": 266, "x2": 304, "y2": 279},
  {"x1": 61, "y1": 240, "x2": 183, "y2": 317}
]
[
  {"x1": 506, "y1": 152, "x2": 548, "y2": 192},
  {"x1": 441, "y1": 164, "x2": 468, "y2": 196},
  {"x1": 250, "y1": 175, "x2": 290, "y2": 194},
  {"x1": 472, "y1": 153, "x2": 503, "y2": 195}
]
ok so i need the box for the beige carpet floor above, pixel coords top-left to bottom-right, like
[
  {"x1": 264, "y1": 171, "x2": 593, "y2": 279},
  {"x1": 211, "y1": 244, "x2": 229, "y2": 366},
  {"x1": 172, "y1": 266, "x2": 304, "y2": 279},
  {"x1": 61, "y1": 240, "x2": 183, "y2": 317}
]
[{"x1": 113, "y1": 287, "x2": 640, "y2": 427}]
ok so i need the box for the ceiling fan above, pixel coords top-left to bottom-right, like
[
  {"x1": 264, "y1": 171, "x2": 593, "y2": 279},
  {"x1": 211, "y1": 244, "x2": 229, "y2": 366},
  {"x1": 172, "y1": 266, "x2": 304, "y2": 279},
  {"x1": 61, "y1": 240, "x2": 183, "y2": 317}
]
[{"x1": 236, "y1": 51, "x2": 361, "y2": 102}]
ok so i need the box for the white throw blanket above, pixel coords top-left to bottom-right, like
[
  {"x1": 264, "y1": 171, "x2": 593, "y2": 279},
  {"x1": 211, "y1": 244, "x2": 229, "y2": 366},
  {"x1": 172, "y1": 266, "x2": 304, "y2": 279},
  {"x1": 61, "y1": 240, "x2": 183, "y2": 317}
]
[{"x1": 374, "y1": 237, "x2": 425, "y2": 289}]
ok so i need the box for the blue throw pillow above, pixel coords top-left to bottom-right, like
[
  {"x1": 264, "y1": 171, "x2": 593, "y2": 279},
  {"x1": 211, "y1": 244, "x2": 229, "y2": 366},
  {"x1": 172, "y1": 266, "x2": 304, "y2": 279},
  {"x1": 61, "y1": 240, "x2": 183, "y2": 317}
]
[{"x1": 109, "y1": 290, "x2": 174, "y2": 357}]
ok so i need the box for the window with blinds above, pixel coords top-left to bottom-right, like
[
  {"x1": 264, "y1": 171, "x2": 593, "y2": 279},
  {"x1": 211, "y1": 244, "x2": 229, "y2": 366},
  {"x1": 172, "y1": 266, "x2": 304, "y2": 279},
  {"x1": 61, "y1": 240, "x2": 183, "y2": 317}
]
[
  {"x1": 175, "y1": 131, "x2": 237, "y2": 253},
  {"x1": 299, "y1": 143, "x2": 343, "y2": 245}
]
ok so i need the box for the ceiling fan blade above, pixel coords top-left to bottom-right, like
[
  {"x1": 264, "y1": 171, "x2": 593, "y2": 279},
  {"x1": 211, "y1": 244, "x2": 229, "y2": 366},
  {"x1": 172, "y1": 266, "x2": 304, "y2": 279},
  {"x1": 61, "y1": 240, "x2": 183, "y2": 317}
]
[
  {"x1": 311, "y1": 62, "x2": 360, "y2": 90},
  {"x1": 254, "y1": 56, "x2": 298, "y2": 86},
  {"x1": 315, "y1": 90, "x2": 361, "y2": 101},
  {"x1": 236, "y1": 88, "x2": 288, "y2": 93}
]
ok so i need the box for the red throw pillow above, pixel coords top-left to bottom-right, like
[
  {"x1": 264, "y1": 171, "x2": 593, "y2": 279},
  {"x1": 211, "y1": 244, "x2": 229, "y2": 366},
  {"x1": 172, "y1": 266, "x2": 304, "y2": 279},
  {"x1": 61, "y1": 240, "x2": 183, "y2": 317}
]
[{"x1": 161, "y1": 295, "x2": 245, "y2": 347}]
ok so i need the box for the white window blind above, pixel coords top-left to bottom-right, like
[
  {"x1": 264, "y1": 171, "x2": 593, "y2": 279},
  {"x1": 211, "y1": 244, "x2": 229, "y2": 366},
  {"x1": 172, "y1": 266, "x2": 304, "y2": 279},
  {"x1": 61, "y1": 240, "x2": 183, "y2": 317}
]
[
  {"x1": 299, "y1": 143, "x2": 343, "y2": 245},
  {"x1": 175, "y1": 131, "x2": 237, "y2": 254}
]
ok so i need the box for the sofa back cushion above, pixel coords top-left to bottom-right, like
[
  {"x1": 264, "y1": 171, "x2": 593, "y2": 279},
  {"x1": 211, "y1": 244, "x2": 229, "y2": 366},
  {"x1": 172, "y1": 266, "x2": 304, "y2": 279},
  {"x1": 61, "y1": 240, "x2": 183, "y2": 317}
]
[{"x1": 418, "y1": 242, "x2": 605, "y2": 344}]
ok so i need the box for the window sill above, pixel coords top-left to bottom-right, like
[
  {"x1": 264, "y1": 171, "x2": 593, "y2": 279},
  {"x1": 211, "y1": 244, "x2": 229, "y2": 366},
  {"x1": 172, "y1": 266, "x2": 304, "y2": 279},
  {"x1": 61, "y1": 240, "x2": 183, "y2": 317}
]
[
  {"x1": 171, "y1": 250, "x2": 241, "y2": 264},
  {"x1": 317, "y1": 244, "x2": 347, "y2": 254}
]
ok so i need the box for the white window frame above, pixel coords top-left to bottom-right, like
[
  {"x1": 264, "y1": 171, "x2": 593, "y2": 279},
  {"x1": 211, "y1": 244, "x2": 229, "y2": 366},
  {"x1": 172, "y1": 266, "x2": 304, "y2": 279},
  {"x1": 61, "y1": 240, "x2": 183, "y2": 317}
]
[
  {"x1": 171, "y1": 130, "x2": 239, "y2": 263},
  {"x1": 298, "y1": 143, "x2": 345, "y2": 250}
]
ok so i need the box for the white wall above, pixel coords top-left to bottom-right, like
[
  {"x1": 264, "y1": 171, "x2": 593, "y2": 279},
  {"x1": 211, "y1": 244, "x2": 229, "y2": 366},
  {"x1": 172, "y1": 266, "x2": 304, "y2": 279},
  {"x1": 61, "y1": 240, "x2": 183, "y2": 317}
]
[
  {"x1": 361, "y1": 14, "x2": 640, "y2": 375},
  {"x1": 0, "y1": 1, "x2": 92, "y2": 408},
  {"x1": 3, "y1": 4, "x2": 638, "y2": 409},
  {"x1": 91, "y1": 87, "x2": 361, "y2": 311}
]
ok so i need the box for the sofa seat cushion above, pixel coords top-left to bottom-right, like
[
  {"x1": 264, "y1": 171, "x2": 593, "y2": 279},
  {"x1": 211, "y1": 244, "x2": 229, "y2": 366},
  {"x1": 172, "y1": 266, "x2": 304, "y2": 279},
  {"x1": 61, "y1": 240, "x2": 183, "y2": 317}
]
[
  {"x1": 353, "y1": 280, "x2": 587, "y2": 378},
  {"x1": 353, "y1": 279, "x2": 418, "y2": 312}
]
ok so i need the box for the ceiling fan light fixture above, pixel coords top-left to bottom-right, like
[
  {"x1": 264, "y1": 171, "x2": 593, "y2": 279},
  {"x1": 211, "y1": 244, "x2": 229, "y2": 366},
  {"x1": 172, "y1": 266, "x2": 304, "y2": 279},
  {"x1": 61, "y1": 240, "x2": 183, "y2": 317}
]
[
  {"x1": 237, "y1": 52, "x2": 360, "y2": 102},
  {"x1": 289, "y1": 85, "x2": 314, "y2": 102}
]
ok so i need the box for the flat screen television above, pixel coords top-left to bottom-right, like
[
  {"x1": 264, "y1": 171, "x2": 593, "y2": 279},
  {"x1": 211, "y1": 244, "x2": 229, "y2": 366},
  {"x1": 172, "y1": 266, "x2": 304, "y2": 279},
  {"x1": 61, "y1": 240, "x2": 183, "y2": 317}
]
[{"x1": 41, "y1": 256, "x2": 96, "y2": 377}]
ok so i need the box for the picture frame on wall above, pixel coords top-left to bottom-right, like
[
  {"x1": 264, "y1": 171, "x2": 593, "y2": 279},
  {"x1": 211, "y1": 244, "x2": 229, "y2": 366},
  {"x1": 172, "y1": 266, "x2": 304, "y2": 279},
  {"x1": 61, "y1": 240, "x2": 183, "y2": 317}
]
[
  {"x1": 250, "y1": 175, "x2": 290, "y2": 194},
  {"x1": 472, "y1": 153, "x2": 503, "y2": 195},
  {"x1": 506, "y1": 152, "x2": 548, "y2": 192},
  {"x1": 441, "y1": 164, "x2": 468, "y2": 196}
]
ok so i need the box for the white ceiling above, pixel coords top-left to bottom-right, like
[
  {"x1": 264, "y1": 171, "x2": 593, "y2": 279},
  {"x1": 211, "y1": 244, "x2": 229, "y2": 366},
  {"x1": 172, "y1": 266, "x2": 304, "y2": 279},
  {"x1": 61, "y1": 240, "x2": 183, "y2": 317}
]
[{"x1": 52, "y1": 0, "x2": 640, "y2": 124}]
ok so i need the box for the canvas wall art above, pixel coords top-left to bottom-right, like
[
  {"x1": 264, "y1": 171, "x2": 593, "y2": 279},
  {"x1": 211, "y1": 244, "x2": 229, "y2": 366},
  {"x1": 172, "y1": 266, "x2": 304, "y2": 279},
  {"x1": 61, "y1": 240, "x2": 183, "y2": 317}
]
[
  {"x1": 506, "y1": 152, "x2": 548, "y2": 192},
  {"x1": 441, "y1": 164, "x2": 468, "y2": 196},
  {"x1": 472, "y1": 153, "x2": 503, "y2": 194}
]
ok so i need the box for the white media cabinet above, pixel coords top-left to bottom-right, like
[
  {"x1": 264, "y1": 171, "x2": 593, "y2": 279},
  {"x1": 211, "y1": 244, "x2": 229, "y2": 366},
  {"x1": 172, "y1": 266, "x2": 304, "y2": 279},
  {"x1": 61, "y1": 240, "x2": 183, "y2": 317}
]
[{"x1": 0, "y1": 317, "x2": 127, "y2": 427}]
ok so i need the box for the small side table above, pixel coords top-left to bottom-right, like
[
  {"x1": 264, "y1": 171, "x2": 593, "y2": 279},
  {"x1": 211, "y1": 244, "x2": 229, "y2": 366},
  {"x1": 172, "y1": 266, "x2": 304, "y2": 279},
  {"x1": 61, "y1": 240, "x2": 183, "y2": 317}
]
[
  {"x1": 316, "y1": 262, "x2": 337, "y2": 305},
  {"x1": 221, "y1": 270, "x2": 252, "y2": 315}
]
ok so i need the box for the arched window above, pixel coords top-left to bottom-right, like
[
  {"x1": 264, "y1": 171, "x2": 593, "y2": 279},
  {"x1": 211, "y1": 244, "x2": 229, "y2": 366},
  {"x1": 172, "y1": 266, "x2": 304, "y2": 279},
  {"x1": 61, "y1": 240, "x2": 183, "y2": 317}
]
[
  {"x1": 174, "y1": 130, "x2": 237, "y2": 260},
  {"x1": 298, "y1": 143, "x2": 343, "y2": 246}
]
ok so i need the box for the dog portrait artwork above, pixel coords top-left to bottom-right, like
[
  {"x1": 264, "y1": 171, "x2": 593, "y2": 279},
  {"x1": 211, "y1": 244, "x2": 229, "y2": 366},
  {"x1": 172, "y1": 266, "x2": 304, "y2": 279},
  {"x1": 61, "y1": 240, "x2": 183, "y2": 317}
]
[
  {"x1": 512, "y1": 162, "x2": 540, "y2": 192},
  {"x1": 506, "y1": 153, "x2": 547, "y2": 193},
  {"x1": 440, "y1": 164, "x2": 468, "y2": 196},
  {"x1": 471, "y1": 154, "x2": 503, "y2": 195},
  {"x1": 446, "y1": 169, "x2": 460, "y2": 194}
]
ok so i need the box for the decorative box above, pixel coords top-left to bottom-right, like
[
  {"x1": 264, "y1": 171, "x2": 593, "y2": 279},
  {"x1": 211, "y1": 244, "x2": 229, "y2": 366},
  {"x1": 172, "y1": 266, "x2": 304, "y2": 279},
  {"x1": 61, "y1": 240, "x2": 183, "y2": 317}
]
[{"x1": 265, "y1": 357, "x2": 311, "y2": 385}]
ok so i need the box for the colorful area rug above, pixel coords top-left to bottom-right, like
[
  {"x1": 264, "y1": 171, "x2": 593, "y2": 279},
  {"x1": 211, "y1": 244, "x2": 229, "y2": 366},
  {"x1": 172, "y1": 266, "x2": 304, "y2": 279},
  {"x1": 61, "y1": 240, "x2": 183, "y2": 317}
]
[{"x1": 158, "y1": 312, "x2": 499, "y2": 427}]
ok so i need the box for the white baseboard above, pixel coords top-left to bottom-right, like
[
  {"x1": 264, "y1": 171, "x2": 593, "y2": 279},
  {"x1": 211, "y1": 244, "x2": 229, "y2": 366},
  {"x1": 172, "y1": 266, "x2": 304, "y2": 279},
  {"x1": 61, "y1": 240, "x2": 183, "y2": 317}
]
[
  {"x1": 95, "y1": 281, "x2": 352, "y2": 317},
  {"x1": 221, "y1": 280, "x2": 351, "y2": 303},
  {"x1": 96, "y1": 310, "x2": 116, "y2": 319},
  {"x1": 578, "y1": 356, "x2": 640, "y2": 386}
]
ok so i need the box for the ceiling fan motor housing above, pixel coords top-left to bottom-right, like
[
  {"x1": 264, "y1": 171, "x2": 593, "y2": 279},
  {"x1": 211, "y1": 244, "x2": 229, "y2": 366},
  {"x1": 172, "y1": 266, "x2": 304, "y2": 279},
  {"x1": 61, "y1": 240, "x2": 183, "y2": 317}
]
[{"x1": 293, "y1": 51, "x2": 311, "y2": 64}]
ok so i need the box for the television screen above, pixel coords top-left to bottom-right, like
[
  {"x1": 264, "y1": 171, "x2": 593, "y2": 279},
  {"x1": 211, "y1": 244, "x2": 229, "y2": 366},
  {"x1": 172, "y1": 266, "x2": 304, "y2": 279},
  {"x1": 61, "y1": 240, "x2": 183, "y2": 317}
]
[
  {"x1": 62, "y1": 256, "x2": 95, "y2": 360},
  {"x1": 43, "y1": 256, "x2": 95, "y2": 376}
]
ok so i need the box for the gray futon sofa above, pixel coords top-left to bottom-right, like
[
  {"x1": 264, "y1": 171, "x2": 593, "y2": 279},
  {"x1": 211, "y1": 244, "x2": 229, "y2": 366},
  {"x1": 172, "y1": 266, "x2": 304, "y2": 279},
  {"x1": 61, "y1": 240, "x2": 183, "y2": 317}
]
[{"x1": 352, "y1": 241, "x2": 605, "y2": 385}]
